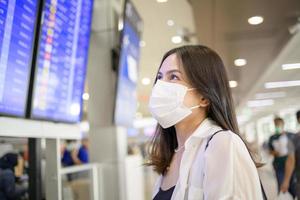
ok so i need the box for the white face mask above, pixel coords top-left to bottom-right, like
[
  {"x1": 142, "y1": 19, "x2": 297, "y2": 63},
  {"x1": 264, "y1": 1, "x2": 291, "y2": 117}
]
[{"x1": 148, "y1": 80, "x2": 200, "y2": 128}]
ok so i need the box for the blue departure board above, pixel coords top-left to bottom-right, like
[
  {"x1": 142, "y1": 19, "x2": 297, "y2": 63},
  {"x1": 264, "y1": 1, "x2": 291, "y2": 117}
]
[
  {"x1": 31, "y1": 0, "x2": 93, "y2": 123},
  {"x1": 0, "y1": 0, "x2": 38, "y2": 117}
]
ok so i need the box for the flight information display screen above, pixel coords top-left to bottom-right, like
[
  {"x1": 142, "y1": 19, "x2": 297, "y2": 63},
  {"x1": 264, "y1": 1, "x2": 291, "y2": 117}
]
[
  {"x1": 114, "y1": 0, "x2": 143, "y2": 127},
  {"x1": 0, "y1": 0, "x2": 38, "y2": 117},
  {"x1": 31, "y1": 0, "x2": 93, "y2": 123}
]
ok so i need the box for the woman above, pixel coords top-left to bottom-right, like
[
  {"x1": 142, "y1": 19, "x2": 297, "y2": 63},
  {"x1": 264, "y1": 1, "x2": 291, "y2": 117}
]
[{"x1": 148, "y1": 45, "x2": 265, "y2": 199}]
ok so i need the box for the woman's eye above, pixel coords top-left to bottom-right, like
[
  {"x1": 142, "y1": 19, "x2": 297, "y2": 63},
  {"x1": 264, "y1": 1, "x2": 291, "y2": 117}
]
[{"x1": 170, "y1": 74, "x2": 179, "y2": 80}]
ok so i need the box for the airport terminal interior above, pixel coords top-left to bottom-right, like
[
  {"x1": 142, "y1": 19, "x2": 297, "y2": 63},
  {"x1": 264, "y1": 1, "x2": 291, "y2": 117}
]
[{"x1": 0, "y1": 0, "x2": 300, "y2": 199}]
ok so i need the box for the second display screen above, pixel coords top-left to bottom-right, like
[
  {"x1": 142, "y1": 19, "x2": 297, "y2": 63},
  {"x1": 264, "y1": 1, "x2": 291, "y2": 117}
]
[{"x1": 31, "y1": 0, "x2": 93, "y2": 123}]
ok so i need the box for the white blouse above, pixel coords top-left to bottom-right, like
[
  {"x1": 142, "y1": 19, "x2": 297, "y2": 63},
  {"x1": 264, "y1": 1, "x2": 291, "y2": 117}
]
[{"x1": 152, "y1": 118, "x2": 264, "y2": 200}]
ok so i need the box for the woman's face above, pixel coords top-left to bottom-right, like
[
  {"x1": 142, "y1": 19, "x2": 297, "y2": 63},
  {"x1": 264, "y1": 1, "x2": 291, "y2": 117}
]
[{"x1": 156, "y1": 53, "x2": 203, "y2": 109}]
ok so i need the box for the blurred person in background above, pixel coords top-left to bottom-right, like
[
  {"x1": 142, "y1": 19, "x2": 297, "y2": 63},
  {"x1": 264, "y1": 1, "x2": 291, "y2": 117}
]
[
  {"x1": 20, "y1": 145, "x2": 29, "y2": 175},
  {"x1": 294, "y1": 110, "x2": 300, "y2": 199},
  {"x1": 61, "y1": 140, "x2": 76, "y2": 167},
  {"x1": 72, "y1": 137, "x2": 89, "y2": 165},
  {"x1": 61, "y1": 139, "x2": 89, "y2": 181},
  {"x1": 268, "y1": 117, "x2": 296, "y2": 197},
  {"x1": 0, "y1": 153, "x2": 27, "y2": 200}
]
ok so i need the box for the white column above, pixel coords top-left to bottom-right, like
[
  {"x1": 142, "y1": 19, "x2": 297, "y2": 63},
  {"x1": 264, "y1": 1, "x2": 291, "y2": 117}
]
[
  {"x1": 87, "y1": 0, "x2": 127, "y2": 199},
  {"x1": 45, "y1": 138, "x2": 62, "y2": 200}
]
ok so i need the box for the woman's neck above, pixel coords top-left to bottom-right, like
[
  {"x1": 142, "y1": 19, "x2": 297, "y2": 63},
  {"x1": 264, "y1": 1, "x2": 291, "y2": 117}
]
[{"x1": 175, "y1": 115, "x2": 207, "y2": 149}]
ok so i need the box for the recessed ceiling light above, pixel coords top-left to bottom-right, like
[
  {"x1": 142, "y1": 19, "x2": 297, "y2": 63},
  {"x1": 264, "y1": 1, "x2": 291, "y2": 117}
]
[
  {"x1": 139, "y1": 41, "x2": 146, "y2": 47},
  {"x1": 118, "y1": 19, "x2": 123, "y2": 31},
  {"x1": 248, "y1": 16, "x2": 264, "y2": 25},
  {"x1": 255, "y1": 92, "x2": 286, "y2": 99},
  {"x1": 234, "y1": 58, "x2": 247, "y2": 66},
  {"x1": 82, "y1": 93, "x2": 90, "y2": 100},
  {"x1": 79, "y1": 121, "x2": 90, "y2": 132},
  {"x1": 167, "y1": 20, "x2": 175, "y2": 26},
  {"x1": 282, "y1": 63, "x2": 300, "y2": 70},
  {"x1": 265, "y1": 80, "x2": 300, "y2": 89},
  {"x1": 229, "y1": 80, "x2": 238, "y2": 88},
  {"x1": 157, "y1": 0, "x2": 168, "y2": 3},
  {"x1": 247, "y1": 99, "x2": 274, "y2": 108},
  {"x1": 171, "y1": 36, "x2": 182, "y2": 44},
  {"x1": 142, "y1": 77, "x2": 151, "y2": 85}
]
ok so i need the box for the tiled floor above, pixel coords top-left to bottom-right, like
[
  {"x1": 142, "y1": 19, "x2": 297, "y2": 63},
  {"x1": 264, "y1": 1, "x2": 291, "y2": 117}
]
[
  {"x1": 258, "y1": 159, "x2": 279, "y2": 200},
  {"x1": 259, "y1": 149, "x2": 297, "y2": 200}
]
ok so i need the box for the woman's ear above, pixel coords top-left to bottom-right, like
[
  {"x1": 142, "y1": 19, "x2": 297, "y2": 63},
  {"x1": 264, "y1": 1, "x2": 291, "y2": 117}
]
[{"x1": 199, "y1": 97, "x2": 210, "y2": 108}]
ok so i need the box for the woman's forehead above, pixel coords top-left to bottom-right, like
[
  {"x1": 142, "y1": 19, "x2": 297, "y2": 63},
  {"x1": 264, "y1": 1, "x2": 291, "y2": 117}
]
[{"x1": 159, "y1": 54, "x2": 180, "y2": 73}]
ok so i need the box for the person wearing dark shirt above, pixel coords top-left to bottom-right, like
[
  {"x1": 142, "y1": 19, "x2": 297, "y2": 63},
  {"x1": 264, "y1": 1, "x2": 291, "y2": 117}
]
[
  {"x1": 68, "y1": 138, "x2": 90, "y2": 180},
  {"x1": 61, "y1": 140, "x2": 76, "y2": 167},
  {"x1": 77, "y1": 145, "x2": 89, "y2": 164},
  {"x1": 0, "y1": 153, "x2": 27, "y2": 200},
  {"x1": 62, "y1": 149, "x2": 74, "y2": 166},
  {"x1": 268, "y1": 117, "x2": 296, "y2": 197},
  {"x1": 72, "y1": 138, "x2": 89, "y2": 165}
]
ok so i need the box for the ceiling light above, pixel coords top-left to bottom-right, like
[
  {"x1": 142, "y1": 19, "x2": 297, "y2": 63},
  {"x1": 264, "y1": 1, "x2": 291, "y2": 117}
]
[
  {"x1": 142, "y1": 77, "x2": 151, "y2": 85},
  {"x1": 79, "y1": 121, "x2": 90, "y2": 132},
  {"x1": 167, "y1": 20, "x2": 175, "y2": 26},
  {"x1": 247, "y1": 99, "x2": 274, "y2": 108},
  {"x1": 82, "y1": 93, "x2": 90, "y2": 100},
  {"x1": 265, "y1": 80, "x2": 300, "y2": 89},
  {"x1": 248, "y1": 16, "x2": 264, "y2": 25},
  {"x1": 139, "y1": 40, "x2": 146, "y2": 47},
  {"x1": 229, "y1": 80, "x2": 238, "y2": 88},
  {"x1": 255, "y1": 92, "x2": 286, "y2": 99},
  {"x1": 171, "y1": 36, "x2": 182, "y2": 44},
  {"x1": 234, "y1": 58, "x2": 247, "y2": 66},
  {"x1": 157, "y1": 0, "x2": 168, "y2": 3},
  {"x1": 282, "y1": 63, "x2": 300, "y2": 70},
  {"x1": 118, "y1": 19, "x2": 123, "y2": 31}
]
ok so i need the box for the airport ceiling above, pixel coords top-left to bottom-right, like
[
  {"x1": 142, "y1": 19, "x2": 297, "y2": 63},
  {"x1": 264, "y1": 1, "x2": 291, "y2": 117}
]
[
  {"x1": 130, "y1": 0, "x2": 300, "y2": 125},
  {"x1": 91, "y1": 0, "x2": 300, "y2": 125},
  {"x1": 189, "y1": 0, "x2": 300, "y2": 124}
]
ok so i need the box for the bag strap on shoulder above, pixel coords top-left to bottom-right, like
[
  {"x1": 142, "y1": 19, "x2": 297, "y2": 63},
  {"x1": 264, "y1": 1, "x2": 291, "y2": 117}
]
[
  {"x1": 204, "y1": 129, "x2": 268, "y2": 200},
  {"x1": 204, "y1": 129, "x2": 223, "y2": 151}
]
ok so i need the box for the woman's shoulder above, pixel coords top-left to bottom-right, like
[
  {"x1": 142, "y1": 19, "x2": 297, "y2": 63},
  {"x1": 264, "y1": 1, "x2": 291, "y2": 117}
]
[
  {"x1": 203, "y1": 130, "x2": 258, "y2": 170},
  {"x1": 204, "y1": 130, "x2": 248, "y2": 154}
]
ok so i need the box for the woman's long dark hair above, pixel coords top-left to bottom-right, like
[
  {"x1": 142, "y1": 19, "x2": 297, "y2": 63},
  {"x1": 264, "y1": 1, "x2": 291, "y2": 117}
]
[{"x1": 147, "y1": 45, "x2": 261, "y2": 175}]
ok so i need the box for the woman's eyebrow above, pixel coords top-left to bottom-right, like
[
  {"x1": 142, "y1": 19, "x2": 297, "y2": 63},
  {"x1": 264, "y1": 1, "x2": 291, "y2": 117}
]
[
  {"x1": 166, "y1": 69, "x2": 182, "y2": 75},
  {"x1": 157, "y1": 69, "x2": 182, "y2": 75}
]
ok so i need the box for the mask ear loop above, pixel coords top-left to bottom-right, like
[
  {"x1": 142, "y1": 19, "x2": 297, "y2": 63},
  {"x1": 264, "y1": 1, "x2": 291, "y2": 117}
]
[
  {"x1": 187, "y1": 88, "x2": 197, "y2": 91},
  {"x1": 190, "y1": 105, "x2": 201, "y2": 110},
  {"x1": 187, "y1": 88, "x2": 201, "y2": 110}
]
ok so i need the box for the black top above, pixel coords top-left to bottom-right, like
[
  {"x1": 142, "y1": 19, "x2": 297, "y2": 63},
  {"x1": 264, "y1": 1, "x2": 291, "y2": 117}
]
[{"x1": 153, "y1": 186, "x2": 175, "y2": 200}]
